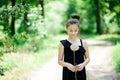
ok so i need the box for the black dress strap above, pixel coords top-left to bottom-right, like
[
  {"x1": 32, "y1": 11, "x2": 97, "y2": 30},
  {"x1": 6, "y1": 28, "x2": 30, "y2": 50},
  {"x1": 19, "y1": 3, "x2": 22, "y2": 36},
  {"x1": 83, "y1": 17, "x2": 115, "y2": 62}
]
[{"x1": 80, "y1": 39, "x2": 83, "y2": 46}]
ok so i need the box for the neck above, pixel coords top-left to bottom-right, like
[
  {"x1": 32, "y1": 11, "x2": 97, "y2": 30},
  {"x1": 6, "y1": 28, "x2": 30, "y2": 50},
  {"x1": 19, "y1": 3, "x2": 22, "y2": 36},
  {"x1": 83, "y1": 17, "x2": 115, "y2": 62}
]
[{"x1": 68, "y1": 36, "x2": 78, "y2": 41}]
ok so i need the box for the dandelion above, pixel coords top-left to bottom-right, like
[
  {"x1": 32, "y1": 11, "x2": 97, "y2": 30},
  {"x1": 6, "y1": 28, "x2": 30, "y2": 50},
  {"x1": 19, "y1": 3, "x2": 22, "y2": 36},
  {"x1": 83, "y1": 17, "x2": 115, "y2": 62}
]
[
  {"x1": 70, "y1": 43, "x2": 79, "y2": 80},
  {"x1": 70, "y1": 43, "x2": 79, "y2": 51}
]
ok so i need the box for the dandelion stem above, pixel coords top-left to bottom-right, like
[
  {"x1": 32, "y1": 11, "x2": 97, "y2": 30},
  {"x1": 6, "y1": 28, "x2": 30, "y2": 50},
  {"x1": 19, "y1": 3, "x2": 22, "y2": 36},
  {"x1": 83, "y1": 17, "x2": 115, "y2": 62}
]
[{"x1": 73, "y1": 51, "x2": 77, "y2": 80}]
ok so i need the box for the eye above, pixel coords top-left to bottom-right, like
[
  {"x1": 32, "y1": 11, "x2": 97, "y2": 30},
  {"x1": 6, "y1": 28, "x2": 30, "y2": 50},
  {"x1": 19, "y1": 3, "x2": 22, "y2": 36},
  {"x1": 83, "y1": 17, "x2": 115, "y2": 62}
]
[
  {"x1": 75, "y1": 30, "x2": 78, "y2": 32},
  {"x1": 70, "y1": 30, "x2": 73, "y2": 32}
]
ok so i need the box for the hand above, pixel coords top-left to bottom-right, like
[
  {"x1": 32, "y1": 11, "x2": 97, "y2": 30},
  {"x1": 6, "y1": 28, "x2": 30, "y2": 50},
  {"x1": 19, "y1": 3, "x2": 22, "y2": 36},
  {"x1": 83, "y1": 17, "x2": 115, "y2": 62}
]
[
  {"x1": 76, "y1": 63, "x2": 85, "y2": 71},
  {"x1": 66, "y1": 63, "x2": 76, "y2": 72}
]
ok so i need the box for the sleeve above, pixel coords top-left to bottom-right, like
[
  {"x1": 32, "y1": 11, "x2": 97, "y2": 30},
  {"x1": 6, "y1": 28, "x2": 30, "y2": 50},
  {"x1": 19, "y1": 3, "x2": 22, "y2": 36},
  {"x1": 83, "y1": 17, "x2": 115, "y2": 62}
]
[{"x1": 60, "y1": 40, "x2": 66, "y2": 47}]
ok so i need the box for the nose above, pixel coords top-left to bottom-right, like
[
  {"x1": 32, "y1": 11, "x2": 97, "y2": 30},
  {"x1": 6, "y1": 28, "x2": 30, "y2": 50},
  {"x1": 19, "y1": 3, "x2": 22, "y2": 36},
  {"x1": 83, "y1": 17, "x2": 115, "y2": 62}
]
[{"x1": 72, "y1": 32, "x2": 75, "y2": 35}]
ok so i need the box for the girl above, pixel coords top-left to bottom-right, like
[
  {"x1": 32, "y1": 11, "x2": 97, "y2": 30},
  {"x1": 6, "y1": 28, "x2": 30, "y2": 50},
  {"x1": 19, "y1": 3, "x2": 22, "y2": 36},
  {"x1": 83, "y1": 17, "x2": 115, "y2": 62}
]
[{"x1": 58, "y1": 14, "x2": 90, "y2": 80}]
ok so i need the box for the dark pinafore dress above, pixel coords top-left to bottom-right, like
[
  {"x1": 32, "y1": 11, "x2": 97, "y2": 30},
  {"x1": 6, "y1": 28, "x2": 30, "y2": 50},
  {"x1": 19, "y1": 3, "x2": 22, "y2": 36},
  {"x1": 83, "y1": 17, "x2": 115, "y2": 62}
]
[{"x1": 60, "y1": 39, "x2": 86, "y2": 80}]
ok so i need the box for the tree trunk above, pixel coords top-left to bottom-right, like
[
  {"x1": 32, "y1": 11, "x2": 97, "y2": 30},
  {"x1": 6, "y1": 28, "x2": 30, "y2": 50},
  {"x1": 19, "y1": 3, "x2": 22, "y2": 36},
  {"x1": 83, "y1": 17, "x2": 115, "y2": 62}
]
[
  {"x1": 4, "y1": 0, "x2": 9, "y2": 32},
  {"x1": 116, "y1": 13, "x2": 120, "y2": 28},
  {"x1": 22, "y1": 0, "x2": 28, "y2": 32},
  {"x1": 24, "y1": 12, "x2": 28, "y2": 32},
  {"x1": 94, "y1": 0, "x2": 102, "y2": 34},
  {"x1": 10, "y1": 0, "x2": 15, "y2": 36},
  {"x1": 39, "y1": 0, "x2": 44, "y2": 19}
]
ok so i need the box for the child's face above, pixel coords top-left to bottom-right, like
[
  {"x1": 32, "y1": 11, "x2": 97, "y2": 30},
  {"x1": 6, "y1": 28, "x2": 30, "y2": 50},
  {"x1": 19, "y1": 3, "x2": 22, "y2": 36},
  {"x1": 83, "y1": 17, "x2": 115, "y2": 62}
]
[{"x1": 66, "y1": 24, "x2": 79, "y2": 38}]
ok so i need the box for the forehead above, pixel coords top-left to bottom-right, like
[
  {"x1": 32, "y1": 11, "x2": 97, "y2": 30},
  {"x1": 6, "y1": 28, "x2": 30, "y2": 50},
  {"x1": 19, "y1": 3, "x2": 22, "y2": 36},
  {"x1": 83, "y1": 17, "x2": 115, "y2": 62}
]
[{"x1": 67, "y1": 24, "x2": 79, "y2": 30}]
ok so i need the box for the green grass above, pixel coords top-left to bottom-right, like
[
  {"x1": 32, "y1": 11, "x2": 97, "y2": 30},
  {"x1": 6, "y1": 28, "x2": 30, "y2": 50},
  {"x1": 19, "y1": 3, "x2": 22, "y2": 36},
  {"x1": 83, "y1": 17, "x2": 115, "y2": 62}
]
[
  {"x1": 79, "y1": 33, "x2": 99, "y2": 39},
  {"x1": 0, "y1": 34, "x2": 64, "y2": 80},
  {"x1": 80, "y1": 34, "x2": 120, "y2": 45},
  {"x1": 111, "y1": 43, "x2": 120, "y2": 72},
  {"x1": 93, "y1": 34, "x2": 120, "y2": 45}
]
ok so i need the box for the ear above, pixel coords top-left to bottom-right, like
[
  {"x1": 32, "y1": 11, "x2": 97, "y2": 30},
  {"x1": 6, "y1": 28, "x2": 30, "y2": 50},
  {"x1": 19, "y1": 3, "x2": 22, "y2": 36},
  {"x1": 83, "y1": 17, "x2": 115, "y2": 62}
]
[
  {"x1": 66, "y1": 28, "x2": 68, "y2": 33},
  {"x1": 78, "y1": 28, "x2": 79, "y2": 31}
]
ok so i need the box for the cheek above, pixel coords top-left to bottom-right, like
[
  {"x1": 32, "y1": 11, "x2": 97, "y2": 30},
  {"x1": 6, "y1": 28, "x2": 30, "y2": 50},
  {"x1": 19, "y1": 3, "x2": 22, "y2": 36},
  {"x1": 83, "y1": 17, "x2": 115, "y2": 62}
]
[
  {"x1": 75, "y1": 30, "x2": 79, "y2": 33},
  {"x1": 68, "y1": 31, "x2": 72, "y2": 34},
  {"x1": 77, "y1": 30, "x2": 79, "y2": 33},
  {"x1": 67, "y1": 31, "x2": 72, "y2": 35}
]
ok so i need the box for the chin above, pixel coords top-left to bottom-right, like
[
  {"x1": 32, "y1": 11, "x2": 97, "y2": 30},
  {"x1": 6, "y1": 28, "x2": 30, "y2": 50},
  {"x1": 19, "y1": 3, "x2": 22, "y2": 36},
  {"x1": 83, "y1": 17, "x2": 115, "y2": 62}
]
[
  {"x1": 71, "y1": 35, "x2": 77, "y2": 37},
  {"x1": 71, "y1": 36, "x2": 77, "y2": 38}
]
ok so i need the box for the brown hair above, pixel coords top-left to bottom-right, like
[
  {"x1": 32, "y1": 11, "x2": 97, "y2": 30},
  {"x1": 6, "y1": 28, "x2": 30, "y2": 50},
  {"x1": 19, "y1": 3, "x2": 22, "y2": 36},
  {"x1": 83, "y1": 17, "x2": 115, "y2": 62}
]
[{"x1": 66, "y1": 14, "x2": 80, "y2": 28}]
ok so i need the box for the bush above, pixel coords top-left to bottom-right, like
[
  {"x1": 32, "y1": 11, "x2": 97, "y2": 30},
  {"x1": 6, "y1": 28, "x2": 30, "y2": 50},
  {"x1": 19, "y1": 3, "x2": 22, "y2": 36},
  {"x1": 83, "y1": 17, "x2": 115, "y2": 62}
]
[
  {"x1": 111, "y1": 43, "x2": 120, "y2": 72},
  {"x1": 0, "y1": 65, "x2": 6, "y2": 76},
  {"x1": 13, "y1": 33, "x2": 28, "y2": 46},
  {"x1": 45, "y1": 0, "x2": 68, "y2": 34},
  {"x1": 1, "y1": 35, "x2": 16, "y2": 54}
]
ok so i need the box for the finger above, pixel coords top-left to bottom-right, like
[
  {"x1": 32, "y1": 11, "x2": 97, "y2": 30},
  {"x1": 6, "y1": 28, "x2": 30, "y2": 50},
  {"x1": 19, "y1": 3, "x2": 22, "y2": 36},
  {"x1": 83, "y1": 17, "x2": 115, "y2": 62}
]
[
  {"x1": 71, "y1": 69, "x2": 75, "y2": 72},
  {"x1": 75, "y1": 67, "x2": 78, "y2": 71},
  {"x1": 70, "y1": 67, "x2": 75, "y2": 72},
  {"x1": 77, "y1": 67, "x2": 82, "y2": 71}
]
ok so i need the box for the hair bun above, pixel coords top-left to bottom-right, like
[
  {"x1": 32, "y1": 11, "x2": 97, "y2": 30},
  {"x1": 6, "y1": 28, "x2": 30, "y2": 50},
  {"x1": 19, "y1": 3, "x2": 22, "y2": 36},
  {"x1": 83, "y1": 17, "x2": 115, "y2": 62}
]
[{"x1": 71, "y1": 14, "x2": 80, "y2": 20}]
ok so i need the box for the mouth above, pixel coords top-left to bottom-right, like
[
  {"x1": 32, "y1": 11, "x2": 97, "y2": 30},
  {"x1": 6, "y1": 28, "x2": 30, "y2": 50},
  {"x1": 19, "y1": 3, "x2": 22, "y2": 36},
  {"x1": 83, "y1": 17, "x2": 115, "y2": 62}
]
[{"x1": 71, "y1": 35, "x2": 76, "y2": 36}]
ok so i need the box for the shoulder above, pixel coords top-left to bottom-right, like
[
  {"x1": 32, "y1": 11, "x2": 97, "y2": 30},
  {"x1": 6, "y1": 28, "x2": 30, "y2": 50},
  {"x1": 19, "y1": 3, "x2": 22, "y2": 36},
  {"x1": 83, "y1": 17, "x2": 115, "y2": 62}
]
[
  {"x1": 82, "y1": 40, "x2": 88, "y2": 49},
  {"x1": 81, "y1": 39, "x2": 88, "y2": 47},
  {"x1": 60, "y1": 39, "x2": 67, "y2": 43},
  {"x1": 60, "y1": 39, "x2": 67, "y2": 46},
  {"x1": 59, "y1": 40, "x2": 67, "y2": 49}
]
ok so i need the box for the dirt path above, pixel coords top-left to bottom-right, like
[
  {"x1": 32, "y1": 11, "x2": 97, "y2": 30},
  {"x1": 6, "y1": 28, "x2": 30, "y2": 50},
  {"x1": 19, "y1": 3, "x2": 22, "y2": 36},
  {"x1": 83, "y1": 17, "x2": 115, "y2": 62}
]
[
  {"x1": 26, "y1": 55, "x2": 62, "y2": 80},
  {"x1": 25, "y1": 39, "x2": 120, "y2": 80},
  {"x1": 87, "y1": 46, "x2": 119, "y2": 80},
  {"x1": 85, "y1": 39, "x2": 120, "y2": 80}
]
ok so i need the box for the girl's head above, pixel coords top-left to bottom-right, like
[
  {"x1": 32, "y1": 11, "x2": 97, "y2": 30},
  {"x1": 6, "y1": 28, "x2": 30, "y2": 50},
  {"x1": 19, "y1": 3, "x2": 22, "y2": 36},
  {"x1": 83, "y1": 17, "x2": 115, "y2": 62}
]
[{"x1": 66, "y1": 14, "x2": 80, "y2": 38}]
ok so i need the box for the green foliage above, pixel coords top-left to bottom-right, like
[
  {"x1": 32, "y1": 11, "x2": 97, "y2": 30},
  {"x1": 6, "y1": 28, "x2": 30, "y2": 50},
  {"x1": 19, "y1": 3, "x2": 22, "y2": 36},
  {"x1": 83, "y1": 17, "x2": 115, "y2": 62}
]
[
  {"x1": 93, "y1": 34, "x2": 120, "y2": 45},
  {"x1": 27, "y1": 5, "x2": 43, "y2": 35},
  {"x1": 112, "y1": 43, "x2": 120, "y2": 72},
  {"x1": 0, "y1": 65, "x2": 6, "y2": 76},
  {"x1": 0, "y1": 32, "x2": 28, "y2": 56},
  {"x1": 23, "y1": 36, "x2": 44, "y2": 52},
  {"x1": 0, "y1": 53, "x2": 35, "y2": 71},
  {"x1": 64, "y1": 0, "x2": 96, "y2": 34},
  {"x1": 0, "y1": 0, "x2": 6, "y2": 7},
  {"x1": 0, "y1": 34, "x2": 60, "y2": 79},
  {"x1": 100, "y1": 0, "x2": 120, "y2": 33},
  {"x1": 63, "y1": 0, "x2": 120, "y2": 34},
  {"x1": 45, "y1": 0, "x2": 68, "y2": 34},
  {"x1": 0, "y1": 3, "x2": 31, "y2": 35},
  {"x1": 13, "y1": 33, "x2": 28, "y2": 46},
  {"x1": 0, "y1": 50, "x2": 4, "y2": 57},
  {"x1": 66, "y1": 0, "x2": 77, "y2": 19},
  {"x1": 1, "y1": 36, "x2": 16, "y2": 53},
  {"x1": 0, "y1": 3, "x2": 29, "y2": 20}
]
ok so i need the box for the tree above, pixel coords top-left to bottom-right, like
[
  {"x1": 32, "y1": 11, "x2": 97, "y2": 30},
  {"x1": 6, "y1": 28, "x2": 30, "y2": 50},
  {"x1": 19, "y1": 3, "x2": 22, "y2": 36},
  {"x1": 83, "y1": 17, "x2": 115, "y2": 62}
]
[
  {"x1": 10, "y1": 0, "x2": 16, "y2": 36},
  {"x1": 94, "y1": 0, "x2": 102, "y2": 34},
  {"x1": 22, "y1": 0, "x2": 29, "y2": 33},
  {"x1": 39, "y1": 0, "x2": 44, "y2": 19},
  {"x1": 100, "y1": 0, "x2": 120, "y2": 33},
  {"x1": 66, "y1": 0, "x2": 77, "y2": 19},
  {"x1": 17, "y1": 0, "x2": 40, "y2": 33},
  {"x1": 108, "y1": 0, "x2": 120, "y2": 28},
  {"x1": 4, "y1": 0, "x2": 9, "y2": 32},
  {"x1": 0, "y1": 0, "x2": 9, "y2": 32}
]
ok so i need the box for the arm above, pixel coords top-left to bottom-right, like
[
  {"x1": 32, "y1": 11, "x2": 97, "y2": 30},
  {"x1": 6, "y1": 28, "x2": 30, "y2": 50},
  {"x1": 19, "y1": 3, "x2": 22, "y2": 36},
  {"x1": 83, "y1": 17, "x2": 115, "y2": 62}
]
[
  {"x1": 76, "y1": 42, "x2": 90, "y2": 71},
  {"x1": 58, "y1": 42, "x2": 68, "y2": 67},
  {"x1": 58, "y1": 42, "x2": 76, "y2": 72},
  {"x1": 82, "y1": 42, "x2": 90, "y2": 66}
]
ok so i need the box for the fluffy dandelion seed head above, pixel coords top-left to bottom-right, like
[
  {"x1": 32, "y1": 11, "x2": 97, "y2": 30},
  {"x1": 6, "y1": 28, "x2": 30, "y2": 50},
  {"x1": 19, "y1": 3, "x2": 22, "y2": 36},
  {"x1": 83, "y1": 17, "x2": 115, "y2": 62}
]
[{"x1": 70, "y1": 43, "x2": 79, "y2": 51}]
